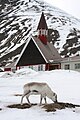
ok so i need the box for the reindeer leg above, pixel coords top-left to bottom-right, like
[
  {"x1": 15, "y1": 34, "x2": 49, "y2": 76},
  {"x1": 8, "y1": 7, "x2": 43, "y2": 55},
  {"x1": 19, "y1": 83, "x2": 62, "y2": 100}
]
[
  {"x1": 26, "y1": 96, "x2": 31, "y2": 105},
  {"x1": 21, "y1": 90, "x2": 31, "y2": 105},
  {"x1": 44, "y1": 96, "x2": 47, "y2": 104},
  {"x1": 40, "y1": 94, "x2": 43, "y2": 105},
  {"x1": 21, "y1": 93, "x2": 26, "y2": 105}
]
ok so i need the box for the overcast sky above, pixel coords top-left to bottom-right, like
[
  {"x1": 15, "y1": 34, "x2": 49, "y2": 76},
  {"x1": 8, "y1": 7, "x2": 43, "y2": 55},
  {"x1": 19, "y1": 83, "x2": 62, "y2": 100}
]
[{"x1": 44, "y1": 0, "x2": 80, "y2": 19}]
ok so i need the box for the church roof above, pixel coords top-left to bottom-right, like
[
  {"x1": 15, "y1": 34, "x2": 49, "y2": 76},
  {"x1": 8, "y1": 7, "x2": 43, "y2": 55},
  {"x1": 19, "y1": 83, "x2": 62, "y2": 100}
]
[
  {"x1": 37, "y1": 12, "x2": 48, "y2": 30},
  {"x1": 15, "y1": 36, "x2": 61, "y2": 66},
  {"x1": 33, "y1": 36, "x2": 61, "y2": 62}
]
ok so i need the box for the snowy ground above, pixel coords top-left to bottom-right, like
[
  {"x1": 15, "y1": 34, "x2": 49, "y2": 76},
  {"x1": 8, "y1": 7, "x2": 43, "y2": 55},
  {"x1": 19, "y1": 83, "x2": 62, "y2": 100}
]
[{"x1": 0, "y1": 68, "x2": 80, "y2": 120}]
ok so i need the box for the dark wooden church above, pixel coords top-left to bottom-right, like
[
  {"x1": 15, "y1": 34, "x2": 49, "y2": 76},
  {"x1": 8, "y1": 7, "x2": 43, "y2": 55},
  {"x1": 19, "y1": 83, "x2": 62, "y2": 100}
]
[{"x1": 5, "y1": 12, "x2": 61, "y2": 71}]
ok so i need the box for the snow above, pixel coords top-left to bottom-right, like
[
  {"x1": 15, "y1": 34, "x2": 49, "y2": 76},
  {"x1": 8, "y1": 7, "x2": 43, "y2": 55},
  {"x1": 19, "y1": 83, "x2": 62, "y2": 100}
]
[{"x1": 0, "y1": 68, "x2": 80, "y2": 120}]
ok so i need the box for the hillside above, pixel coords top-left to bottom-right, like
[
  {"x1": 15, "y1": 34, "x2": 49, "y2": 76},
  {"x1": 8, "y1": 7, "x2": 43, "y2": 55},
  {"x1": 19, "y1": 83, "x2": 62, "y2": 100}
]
[{"x1": 0, "y1": 0, "x2": 80, "y2": 66}]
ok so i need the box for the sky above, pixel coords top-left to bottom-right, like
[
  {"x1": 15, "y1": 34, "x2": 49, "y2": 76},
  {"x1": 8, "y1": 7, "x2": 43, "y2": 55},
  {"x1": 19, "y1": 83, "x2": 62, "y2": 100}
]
[{"x1": 44, "y1": 0, "x2": 80, "y2": 19}]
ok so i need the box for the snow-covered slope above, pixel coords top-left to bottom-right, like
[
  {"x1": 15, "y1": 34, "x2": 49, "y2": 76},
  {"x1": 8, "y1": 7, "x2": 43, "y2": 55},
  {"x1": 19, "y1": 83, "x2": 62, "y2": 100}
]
[{"x1": 0, "y1": 0, "x2": 80, "y2": 66}]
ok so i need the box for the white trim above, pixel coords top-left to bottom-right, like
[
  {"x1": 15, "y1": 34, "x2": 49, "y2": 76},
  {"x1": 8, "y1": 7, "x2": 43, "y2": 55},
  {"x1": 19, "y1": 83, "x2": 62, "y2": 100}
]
[{"x1": 15, "y1": 36, "x2": 48, "y2": 66}]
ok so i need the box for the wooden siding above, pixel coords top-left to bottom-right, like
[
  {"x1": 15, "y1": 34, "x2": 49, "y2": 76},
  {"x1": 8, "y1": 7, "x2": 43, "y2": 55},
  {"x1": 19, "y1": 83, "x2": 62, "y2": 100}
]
[{"x1": 17, "y1": 40, "x2": 46, "y2": 66}]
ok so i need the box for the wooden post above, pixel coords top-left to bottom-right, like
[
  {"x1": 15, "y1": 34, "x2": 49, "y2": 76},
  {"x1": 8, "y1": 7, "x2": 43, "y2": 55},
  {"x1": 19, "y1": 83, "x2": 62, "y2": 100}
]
[{"x1": 45, "y1": 64, "x2": 49, "y2": 71}]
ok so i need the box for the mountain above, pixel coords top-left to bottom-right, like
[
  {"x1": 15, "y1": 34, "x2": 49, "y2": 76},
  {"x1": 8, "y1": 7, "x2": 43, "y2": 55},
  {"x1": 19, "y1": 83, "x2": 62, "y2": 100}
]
[{"x1": 0, "y1": 0, "x2": 80, "y2": 66}]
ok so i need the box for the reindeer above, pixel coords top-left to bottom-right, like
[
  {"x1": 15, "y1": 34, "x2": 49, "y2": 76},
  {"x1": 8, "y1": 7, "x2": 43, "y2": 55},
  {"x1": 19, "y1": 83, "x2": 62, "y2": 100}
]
[{"x1": 21, "y1": 82, "x2": 57, "y2": 105}]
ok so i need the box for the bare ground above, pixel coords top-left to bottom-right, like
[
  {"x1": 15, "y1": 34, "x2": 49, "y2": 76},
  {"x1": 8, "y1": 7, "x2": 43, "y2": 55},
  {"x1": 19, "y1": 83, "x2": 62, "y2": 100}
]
[
  {"x1": 7, "y1": 102, "x2": 80, "y2": 112},
  {"x1": 43, "y1": 102, "x2": 80, "y2": 112},
  {"x1": 7, "y1": 103, "x2": 31, "y2": 109}
]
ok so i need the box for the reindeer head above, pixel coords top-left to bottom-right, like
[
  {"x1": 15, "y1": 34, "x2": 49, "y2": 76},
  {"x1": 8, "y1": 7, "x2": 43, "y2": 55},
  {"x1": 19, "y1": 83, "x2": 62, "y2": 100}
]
[{"x1": 52, "y1": 93, "x2": 57, "y2": 103}]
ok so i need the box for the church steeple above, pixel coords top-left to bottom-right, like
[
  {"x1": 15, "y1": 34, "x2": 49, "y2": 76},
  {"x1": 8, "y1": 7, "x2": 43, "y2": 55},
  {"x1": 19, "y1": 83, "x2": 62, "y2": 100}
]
[{"x1": 37, "y1": 12, "x2": 48, "y2": 45}]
